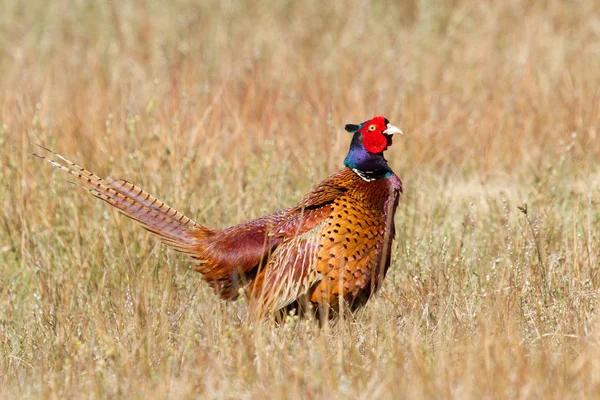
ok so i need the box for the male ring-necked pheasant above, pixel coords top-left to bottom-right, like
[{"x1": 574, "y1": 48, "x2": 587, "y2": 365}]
[{"x1": 35, "y1": 116, "x2": 403, "y2": 316}]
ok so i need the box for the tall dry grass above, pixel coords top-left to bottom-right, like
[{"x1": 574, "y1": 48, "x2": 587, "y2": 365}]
[{"x1": 1, "y1": 0, "x2": 599, "y2": 398}]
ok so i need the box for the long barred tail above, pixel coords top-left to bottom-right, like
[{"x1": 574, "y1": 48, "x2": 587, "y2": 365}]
[{"x1": 32, "y1": 144, "x2": 208, "y2": 254}]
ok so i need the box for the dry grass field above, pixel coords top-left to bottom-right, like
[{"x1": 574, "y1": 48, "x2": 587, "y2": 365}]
[{"x1": 1, "y1": 0, "x2": 600, "y2": 398}]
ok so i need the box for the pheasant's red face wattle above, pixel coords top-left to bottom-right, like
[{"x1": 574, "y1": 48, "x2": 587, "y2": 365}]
[
  {"x1": 358, "y1": 116, "x2": 392, "y2": 154},
  {"x1": 362, "y1": 132, "x2": 388, "y2": 154}
]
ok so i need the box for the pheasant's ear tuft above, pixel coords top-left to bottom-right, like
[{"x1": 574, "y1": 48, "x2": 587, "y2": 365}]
[{"x1": 345, "y1": 124, "x2": 360, "y2": 133}]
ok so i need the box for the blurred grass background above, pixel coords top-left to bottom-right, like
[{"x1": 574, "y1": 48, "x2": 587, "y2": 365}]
[{"x1": 1, "y1": 0, "x2": 600, "y2": 398}]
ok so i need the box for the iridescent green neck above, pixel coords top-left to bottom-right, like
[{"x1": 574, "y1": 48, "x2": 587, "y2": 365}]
[{"x1": 343, "y1": 132, "x2": 392, "y2": 181}]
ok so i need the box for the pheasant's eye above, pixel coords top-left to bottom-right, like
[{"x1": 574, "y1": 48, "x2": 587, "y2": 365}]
[{"x1": 368, "y1": 124, "x2": 376, "y2": 131}]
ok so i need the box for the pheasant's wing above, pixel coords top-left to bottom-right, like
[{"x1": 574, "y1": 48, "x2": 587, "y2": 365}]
[
  {"x1": 248, "y1": 220, "x2": 326, "y2": 313},
  {"x1": 194, "y1": 173, "x2": 347, "y2": 301},
  {"x1": 32, "y1": 145, "x2": 207, "y2": 254},
  {"x1": 245, "y1": 169, "x2": 359, "y2": 312},
  {"x1": 249, "y1": 209, "x2": 385, "y2": 314}
]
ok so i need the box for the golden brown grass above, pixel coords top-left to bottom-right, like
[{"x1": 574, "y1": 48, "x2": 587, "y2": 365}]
[{"x1": 1, "y1": 0, "x2": 600, "y2": 398}]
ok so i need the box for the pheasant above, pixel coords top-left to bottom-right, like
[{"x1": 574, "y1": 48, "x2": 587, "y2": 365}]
[{"x1": 34, "y1": 116, "x2": 403, "y2": 316}]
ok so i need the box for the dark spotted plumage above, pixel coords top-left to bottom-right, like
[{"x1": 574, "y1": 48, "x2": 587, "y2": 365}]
[{"x1": 34, "y1": 116, "x2": 404, "y2": 317}]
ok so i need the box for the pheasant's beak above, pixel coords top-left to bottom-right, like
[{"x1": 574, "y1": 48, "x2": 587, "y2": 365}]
[{"x1": 383, "y1": 124, "x2": 403, "y2": 135}]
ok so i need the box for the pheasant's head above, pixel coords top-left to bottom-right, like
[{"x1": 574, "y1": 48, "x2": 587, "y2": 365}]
[
  {"x1": 344, "y1": 116, "x2": 403, "y2": 154},
  {"x1": 343, "y1": 116, "x2": 403, "y2": 180}
]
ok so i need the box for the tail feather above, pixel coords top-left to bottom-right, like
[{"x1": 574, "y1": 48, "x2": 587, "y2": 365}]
[{"x1": 32, "y1": 144, "x2": 207, "y2": 253}]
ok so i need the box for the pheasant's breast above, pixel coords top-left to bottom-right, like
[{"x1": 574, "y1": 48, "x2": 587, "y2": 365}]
[{"x1": 310, "y1": 177, "x2": 396, "y2": 307}]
